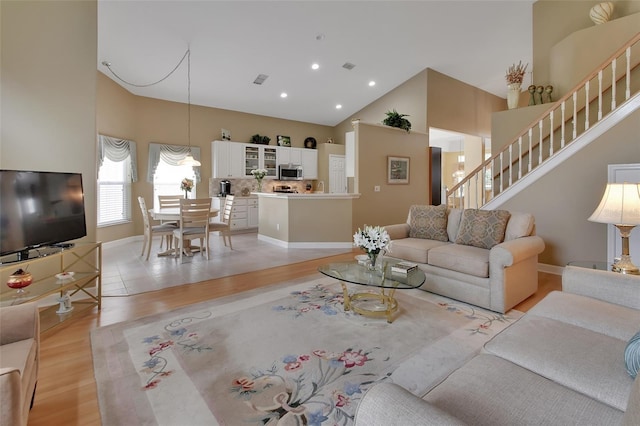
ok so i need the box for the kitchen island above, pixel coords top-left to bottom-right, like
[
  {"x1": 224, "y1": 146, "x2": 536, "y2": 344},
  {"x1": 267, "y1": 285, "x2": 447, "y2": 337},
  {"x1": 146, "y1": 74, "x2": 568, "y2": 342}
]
[{"x1": 254, "y1": 192, "x2": 360, "y2": 248}]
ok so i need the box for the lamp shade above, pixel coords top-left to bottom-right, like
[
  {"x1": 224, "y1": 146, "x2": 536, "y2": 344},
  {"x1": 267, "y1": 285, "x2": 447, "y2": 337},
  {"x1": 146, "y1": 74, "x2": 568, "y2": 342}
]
[
  {"x1": 178, "y1": 154, "x2": 201, "y2": 167},
  {"x1": 588, "y1": 183, "x2": 640, "y2": 225}
]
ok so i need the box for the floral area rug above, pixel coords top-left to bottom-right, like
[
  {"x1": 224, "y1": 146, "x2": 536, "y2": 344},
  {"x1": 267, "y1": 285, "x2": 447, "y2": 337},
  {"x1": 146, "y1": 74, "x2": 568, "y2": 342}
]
[{"x1": 91, "y1": 275, "x2": 522, "y2": 426}]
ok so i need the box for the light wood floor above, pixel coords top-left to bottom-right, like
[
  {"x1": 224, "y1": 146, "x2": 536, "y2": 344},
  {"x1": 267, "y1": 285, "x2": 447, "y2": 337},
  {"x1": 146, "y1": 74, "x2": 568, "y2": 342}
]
[{"x1": 27, "y1": 253, "x2": 561, "y2": 426}]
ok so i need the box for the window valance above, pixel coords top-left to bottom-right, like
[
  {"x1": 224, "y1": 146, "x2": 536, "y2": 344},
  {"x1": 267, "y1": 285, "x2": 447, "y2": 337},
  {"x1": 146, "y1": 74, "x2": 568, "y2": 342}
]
[
  {"x1": 147, "y1": 143, "x2": 201, "y2": 182},
  {"x1": 97, "y1": 134, "x2": 138, "y2": 182}
]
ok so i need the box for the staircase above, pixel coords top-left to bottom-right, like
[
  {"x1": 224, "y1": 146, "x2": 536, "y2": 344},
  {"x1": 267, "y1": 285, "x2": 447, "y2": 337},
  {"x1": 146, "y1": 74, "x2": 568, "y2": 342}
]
[{"x1": 447, "y1": 33, "x2": 640, "y2": 210}]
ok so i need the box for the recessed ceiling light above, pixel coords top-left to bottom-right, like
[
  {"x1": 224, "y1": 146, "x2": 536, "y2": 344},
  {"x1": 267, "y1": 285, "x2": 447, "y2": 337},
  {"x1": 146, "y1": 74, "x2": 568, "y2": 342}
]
[
  {"x1": 336, "y1": 104, "x2": 342, "y2": 109},
  {"x1": 311, "y1": 63, "x2": 320, "y2": 70},
  {"x1": 280, "y1": 92, "x2": 288, "y2": 98},
  {"x1": 368, "y1": 81, "x2": 376, "y2": 87}
]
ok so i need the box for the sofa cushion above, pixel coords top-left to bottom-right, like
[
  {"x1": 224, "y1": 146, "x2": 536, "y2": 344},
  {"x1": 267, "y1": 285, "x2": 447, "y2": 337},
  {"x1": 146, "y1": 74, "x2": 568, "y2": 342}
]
[
  {"x1": 408, "y1": 204, "x2": 448, "y2": 241},
  {"x1": 484, "y1": 314, "x2": 634, "y2": 411},
  {"x1": 389, "y1": 238, "x2": 450, "y2": 264},
  {"x1": 625, "y1": 331, "x2": 640, "y2": 378},
  {"x1": 424, "y1": 354, "x2": 624, "y2": 426},
  {"x1": 455, "y1": 209, "x2": 511, "y2": 249},
  {"x1": 447, "y1": 208, "x2": 463, "y2": 242},
  {"x1": 428, "y1": 244, "x2": 490, "y2": 278},
  {"x1": 504, "y1": 211, "x2": 534, "y2": 240}
]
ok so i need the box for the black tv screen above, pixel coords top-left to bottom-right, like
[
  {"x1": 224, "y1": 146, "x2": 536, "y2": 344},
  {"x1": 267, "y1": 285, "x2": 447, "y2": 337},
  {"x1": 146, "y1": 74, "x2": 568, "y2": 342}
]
[{"x1": 0, "y1": 170, "x2": 87, "y2": 259}]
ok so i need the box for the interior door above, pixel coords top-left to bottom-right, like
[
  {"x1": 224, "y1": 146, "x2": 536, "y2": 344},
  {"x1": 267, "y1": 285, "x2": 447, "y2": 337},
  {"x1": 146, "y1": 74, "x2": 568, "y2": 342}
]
[{"x1": 329, "y1": 154, "x2": 347, "y2": 193}]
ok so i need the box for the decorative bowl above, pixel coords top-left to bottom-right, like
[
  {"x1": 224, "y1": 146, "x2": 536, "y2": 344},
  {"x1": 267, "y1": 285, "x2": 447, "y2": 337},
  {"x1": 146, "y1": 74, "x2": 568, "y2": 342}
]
[
  {"x1": 7, "y1": 272, "x2": 33, "y2": 290},
  {"x1": 589, "y1": 2, "x2": 614, "y2": 25}
]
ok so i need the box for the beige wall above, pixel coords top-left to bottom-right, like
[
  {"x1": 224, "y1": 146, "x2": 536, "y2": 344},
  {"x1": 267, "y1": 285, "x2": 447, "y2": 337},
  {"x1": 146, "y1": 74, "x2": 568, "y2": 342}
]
[
  {"x1": 500, "y1": 107, "x2": 640, "y2": 266},
  {"x1": 352, "y1": 122, "x2": 429, "y2": 230},
  {"x1": 426, "y1": 69, "x2": 505, "y2": 138},
  {"x1": 96, "y1": 72, "x2": 335, "y2": 241},
  {"x1": 1, "y1": 0, "x2": 98, "y2": 243},
  {"x1": 533, "y1": 0, "x2": 640, "y2": 91}
]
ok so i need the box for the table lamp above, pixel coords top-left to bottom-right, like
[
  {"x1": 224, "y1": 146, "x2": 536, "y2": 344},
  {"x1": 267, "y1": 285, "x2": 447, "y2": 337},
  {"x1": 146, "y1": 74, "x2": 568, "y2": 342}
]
[{"x1": 588, "y1": 182, "x2": 640, "y2": 275}]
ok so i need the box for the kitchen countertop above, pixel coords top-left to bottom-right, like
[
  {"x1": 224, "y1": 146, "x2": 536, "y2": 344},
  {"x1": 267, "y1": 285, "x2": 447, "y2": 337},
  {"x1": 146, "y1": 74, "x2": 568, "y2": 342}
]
[{"x1": 252, "y1": 192, "x2": 360, "y2": 199}]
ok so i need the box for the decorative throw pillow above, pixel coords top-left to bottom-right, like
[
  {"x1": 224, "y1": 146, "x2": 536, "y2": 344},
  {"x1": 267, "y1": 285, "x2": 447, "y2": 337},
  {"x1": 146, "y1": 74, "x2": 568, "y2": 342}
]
[
  {"x1": 455, "y1": 209, "x2": 511, "y2": 249},
  {"x1": 409, "y1": 204, "x2": 448, "y2": 242},
  {"x1": 625, "y1": 331, "x2": 640, "y2": 378}
]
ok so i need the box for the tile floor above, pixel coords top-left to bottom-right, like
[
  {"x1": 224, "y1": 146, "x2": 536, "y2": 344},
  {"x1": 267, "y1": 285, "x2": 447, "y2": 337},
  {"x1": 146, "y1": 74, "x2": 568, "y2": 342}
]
[{"x1": 102, "y1": 232, "x2": 352, "y2": 296}]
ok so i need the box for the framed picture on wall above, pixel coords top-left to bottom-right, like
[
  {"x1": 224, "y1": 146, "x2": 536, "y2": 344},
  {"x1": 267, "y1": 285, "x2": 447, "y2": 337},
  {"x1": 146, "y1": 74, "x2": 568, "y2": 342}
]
[
  {"x1": 277, "y1": 135, "x2": 291, "y2": 147},
  {"x1": 388, "y1": 156, "x2": 410, "y2": 184}
]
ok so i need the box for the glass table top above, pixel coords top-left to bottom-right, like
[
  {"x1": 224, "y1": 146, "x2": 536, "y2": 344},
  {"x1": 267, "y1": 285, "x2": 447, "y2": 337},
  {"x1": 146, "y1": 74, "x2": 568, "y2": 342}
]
[{"x1": 318, "y1": 260, "x2": 426, "y2": 289}]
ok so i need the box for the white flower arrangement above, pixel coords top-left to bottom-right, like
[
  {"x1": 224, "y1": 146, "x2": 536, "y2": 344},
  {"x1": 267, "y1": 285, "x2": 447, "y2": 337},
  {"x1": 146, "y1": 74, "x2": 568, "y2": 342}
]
[
  {"x1": 353, "y1": 225, "x2": 390, "y2": 254},
  {"x1": 250, "y1": 169, "x2": 268, "y2": 181}
]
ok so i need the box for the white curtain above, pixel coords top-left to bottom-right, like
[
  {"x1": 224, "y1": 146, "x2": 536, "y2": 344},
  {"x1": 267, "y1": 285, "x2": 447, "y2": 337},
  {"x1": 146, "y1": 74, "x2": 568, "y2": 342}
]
[
  {"x1": 147, "y1": 143, "x2": 201, "y2": 182},
  {"x1": 97, "y1": 135, "x2": 138, "y2": 181}
]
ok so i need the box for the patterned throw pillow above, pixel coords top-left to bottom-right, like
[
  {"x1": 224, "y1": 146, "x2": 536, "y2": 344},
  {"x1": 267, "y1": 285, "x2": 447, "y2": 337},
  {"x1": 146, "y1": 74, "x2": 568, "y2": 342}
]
[
  {"x1": 455, "y1": 209, "x2": 511, "y2": 249},
  {"x1": 625, "y1": 331, "x2": 640, "y2": 378},
  {"x1": 409, "y1": 204, "x2": 448, "y2": 242}
]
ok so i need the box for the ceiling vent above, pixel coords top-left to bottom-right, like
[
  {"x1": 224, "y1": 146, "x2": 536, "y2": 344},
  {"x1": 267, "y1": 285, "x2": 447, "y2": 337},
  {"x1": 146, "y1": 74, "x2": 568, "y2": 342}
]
[
  {"x1": 253, "y1": 74, "x2": 269, "y2": 85},
  {"x1": 342, "y1": 62, "x2": 356, "y2": 70}
]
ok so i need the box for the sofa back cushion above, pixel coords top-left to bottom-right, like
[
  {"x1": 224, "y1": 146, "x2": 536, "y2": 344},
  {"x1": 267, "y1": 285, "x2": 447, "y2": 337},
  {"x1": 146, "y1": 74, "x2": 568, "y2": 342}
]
[
  {"x1": 408, "y1": 204, "x2": 448, "y2": 242},
  {"x1": 447, "y1": 208, "x2": 463, "y2": 242},
  {"x1": 505, "y1": 211, "x2": 535, "y2": 240},
  {"x1": 455, "y1": 209, "x2": 511, "y2": 249}
]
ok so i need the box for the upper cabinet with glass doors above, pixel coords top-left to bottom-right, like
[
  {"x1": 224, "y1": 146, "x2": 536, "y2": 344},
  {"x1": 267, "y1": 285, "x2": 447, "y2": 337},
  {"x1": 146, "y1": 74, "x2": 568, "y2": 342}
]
[{"x1": 244, "y1": 145, "x2": 277, "y2": 178}]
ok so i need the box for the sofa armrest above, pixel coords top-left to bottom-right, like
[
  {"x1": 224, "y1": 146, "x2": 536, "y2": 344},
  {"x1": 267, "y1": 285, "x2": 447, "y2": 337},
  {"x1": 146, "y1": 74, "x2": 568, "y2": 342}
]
[
  {"x1": 384, "y1": 223, "x2": 410, "y2": 240},
  {"x1": 0, "y1": 368, "x2": 22, "y2": 426},
  {"x1": 490, "y1": 235, "x2": 545, "y2": 267},
  {"x1": 562, "y1": 265, "x2": 640, "y2": 309},
  {"x1": 354, "y1": 383, "x2": 467, "y2": 426},
  {"x1": 0, "y1": 303, "x2": 39, "y2": 346}
]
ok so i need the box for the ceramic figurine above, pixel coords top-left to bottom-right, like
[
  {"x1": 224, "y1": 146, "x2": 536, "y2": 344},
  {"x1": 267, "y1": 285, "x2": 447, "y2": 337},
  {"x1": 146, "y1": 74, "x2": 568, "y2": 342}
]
[
  {"x1": 542, "y1": 85, "x2": 553, "y2": 104},
  {"x1": 534, "y1": 86, "x2": 544, "y2": 105},
  {"x1": 528, "y1": 85, "x2": 537, "y2": 106}
]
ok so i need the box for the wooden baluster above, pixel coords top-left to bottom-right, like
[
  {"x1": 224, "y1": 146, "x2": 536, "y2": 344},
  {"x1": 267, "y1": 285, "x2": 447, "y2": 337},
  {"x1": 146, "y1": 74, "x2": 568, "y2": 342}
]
[
  {"x1": 611, "y1": 59, "x2": 616, "y2": 111},
  {"x1": 549, "y1": 110, "x2": 554, "y2": 157},
  {"x1": 572, "y1": 91, "x2": 577, "y2": 141},
  {"x1": 518, "y1": 136, "x2": 523, "y2": 179},
  {"x1": 626, "y1": 47, "x2": 631, "y2": 100},
  {"x1": 585, "y1": 79, "x2": 590, "y2": 130},
  {"x1": 561, "y1": 101, "x2": 566, "y2": 149}
]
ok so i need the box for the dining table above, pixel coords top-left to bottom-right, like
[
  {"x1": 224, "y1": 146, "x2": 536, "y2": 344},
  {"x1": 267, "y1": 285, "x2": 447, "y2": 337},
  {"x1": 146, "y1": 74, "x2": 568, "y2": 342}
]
[{"x1": 149, "y1": 207, "x2": 220, "y2": 257}]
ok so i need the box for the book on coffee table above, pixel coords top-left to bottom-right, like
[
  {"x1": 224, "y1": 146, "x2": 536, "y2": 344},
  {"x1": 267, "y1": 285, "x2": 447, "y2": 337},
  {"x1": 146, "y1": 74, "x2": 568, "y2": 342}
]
[{"x1": 391, "y1": 261, "x2": 418, "y2": 274}]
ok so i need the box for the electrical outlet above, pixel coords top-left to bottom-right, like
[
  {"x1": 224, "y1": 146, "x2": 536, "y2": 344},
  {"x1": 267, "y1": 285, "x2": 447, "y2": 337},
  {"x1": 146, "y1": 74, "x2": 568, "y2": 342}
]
[{"x1": 374, "y1": 186, "x2": 381, "y2": 192}]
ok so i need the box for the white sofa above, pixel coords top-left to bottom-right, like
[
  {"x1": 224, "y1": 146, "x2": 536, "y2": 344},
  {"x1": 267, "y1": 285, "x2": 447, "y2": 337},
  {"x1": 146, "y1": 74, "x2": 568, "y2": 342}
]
[
  {"x1": 354, "y1": 266, "x2": 640, "y2": 425},
  {"x1": 384, "y1": 205, "x2": 545, "y2": 313}
]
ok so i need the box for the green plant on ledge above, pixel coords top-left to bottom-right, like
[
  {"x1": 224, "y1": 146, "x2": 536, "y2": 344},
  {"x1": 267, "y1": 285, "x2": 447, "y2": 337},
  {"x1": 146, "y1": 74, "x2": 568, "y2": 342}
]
[
  {"x1": 250, "y1": 134, "x2": 271, "y2": 145},
  {"x1": 382, "y1": 109, "x2": 411, "y2": 133}
]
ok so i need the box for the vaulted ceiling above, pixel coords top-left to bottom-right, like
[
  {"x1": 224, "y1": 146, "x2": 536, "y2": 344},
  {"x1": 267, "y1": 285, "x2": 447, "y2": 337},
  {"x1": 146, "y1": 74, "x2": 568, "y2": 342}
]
[{"x1": 98, "y1": 1, "x2": 534, "y2": 126}]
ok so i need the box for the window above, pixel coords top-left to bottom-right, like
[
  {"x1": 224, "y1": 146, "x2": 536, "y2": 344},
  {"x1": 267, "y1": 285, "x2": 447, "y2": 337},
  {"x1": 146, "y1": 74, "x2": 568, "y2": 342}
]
[
  {"x1": 98, "y1": 156, "x2": 132, "y2": 226},
  {"x1": 153, "y1": 160, "x2": 197, "y2": 209}
]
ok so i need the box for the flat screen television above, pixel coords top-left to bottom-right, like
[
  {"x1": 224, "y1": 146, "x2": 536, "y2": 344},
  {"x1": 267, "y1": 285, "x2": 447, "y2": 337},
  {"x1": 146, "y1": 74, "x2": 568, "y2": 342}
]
[{"x1": 0, "y1": 170, "x2": 87, "y2": 261}]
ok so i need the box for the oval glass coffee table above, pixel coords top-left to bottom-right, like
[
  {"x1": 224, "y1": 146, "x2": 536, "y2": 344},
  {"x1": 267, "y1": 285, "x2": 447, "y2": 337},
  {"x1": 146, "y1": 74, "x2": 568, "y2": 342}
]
[{"x1": 318, "y1": 260, "x2": 426, "y2": 323}]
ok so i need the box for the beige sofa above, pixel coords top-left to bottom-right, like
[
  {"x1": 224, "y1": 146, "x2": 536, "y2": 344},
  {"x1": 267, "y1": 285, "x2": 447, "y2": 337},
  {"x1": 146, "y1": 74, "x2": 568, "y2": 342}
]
[
  {"x1": 354, "y1": 266, "x2": 640, "y2": 425},
  {"x1": 0, "y1": 302, "x2": 40, "y2": 426},
  {"x1": 384, "y1": 205, "x2": 545, "y2": 313}
]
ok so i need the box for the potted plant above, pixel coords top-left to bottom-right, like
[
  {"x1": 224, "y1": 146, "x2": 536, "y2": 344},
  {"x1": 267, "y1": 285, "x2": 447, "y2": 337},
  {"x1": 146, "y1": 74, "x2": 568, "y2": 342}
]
[
  {"x1": 382, "y1": 109, "x2": 411, "y2": 133},
  {"x1": 250, "y1": 134, "x2": 271, "y2": 145}
]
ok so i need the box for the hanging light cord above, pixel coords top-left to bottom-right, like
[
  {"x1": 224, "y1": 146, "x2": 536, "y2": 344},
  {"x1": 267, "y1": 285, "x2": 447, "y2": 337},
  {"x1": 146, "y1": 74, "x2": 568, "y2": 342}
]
[
  {"x1": 101, "y1": 49, "x2": 190, "y2": 88},
  {"x1": 187, "y1": 49, "x2": 191, "y2": 148}
]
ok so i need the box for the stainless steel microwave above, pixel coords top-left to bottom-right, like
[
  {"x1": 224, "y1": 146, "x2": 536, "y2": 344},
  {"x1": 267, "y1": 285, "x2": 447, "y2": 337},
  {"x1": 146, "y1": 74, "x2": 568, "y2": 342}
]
[{"x1": 278, "y1": 164, "x2": 303, "y2": 181}]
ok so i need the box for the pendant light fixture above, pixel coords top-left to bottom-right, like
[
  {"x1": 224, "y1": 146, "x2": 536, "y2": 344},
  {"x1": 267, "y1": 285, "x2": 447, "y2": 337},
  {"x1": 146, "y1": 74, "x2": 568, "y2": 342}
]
[{"x1": 178, "y1": 49, "x2": 201, "y2": 167}]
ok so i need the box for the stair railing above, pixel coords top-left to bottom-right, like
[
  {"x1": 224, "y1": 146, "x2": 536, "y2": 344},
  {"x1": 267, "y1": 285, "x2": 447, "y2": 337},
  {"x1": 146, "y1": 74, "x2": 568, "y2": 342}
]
[{"x1": 447, "y1": 32, "x2": 640, "y2": 209}]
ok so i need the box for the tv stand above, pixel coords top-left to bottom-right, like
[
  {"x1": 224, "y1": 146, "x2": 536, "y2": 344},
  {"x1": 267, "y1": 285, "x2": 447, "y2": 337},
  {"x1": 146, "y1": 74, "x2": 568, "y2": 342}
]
[
  {"x1": 0, "y1": 242, "x2": 102, "y2": 331},
  {"x1": 16, "y1": 249, "x2": 31, "y2": 262}
]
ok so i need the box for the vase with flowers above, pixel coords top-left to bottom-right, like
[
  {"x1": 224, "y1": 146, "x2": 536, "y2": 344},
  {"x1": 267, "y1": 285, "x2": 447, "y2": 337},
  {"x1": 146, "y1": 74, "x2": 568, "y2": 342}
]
[
  {"x1": 180, "y1": 177, "x2": 194, "y2": 198},
  {"x1": 250, "y1": 168, "x2": 268, "y2": 192},
  {"x1": 505, "y1": 61, "x2": 528, "y2": 109},
  {"x1": 353, "y1": 225, "x2": 390, "y2": 271}
]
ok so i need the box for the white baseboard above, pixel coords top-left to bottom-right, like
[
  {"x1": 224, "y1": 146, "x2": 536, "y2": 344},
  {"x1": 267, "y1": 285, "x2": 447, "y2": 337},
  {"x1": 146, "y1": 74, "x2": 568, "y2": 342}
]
[
  {"x1": 257, "y1": 234, "x2": 353, "y2": 249},
  {"x1": 102, "y1": 235, "x2": 142, "y2": 249},
  {"x1": 538, "y1": 263, "x2": 563, "y2": 275}
]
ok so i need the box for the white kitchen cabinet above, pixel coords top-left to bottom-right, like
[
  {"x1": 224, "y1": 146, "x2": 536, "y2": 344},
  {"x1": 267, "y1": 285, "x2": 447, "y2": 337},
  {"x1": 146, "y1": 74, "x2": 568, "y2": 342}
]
[
  {"x1": 301, "y1": 149, "x2": 318, "y2": 179},
  {"x1": 277, "y1": 147, "x2": 302, "y2": 165},
  {"x1": 244, "y1": 145, "x2": 278, "y2": 178},
  {"x1": 212, "y1": 196, "x2": 259, "y2": 231},
  {"x1": 212, "y1": 141, "x2": 244, "y2": 178}
]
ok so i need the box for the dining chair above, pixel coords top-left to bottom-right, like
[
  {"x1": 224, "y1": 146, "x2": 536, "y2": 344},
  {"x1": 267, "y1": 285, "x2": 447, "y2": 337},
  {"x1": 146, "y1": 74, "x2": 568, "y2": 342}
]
[
  {"x1": 137, "y1": 196, "x2": 176, "y2": 260},
  {"x1": 209, "y1": 195, "x2": 234, "y2": 249},
  {"x1": 157, "y1": 194, "x2": 184, "y2": 248},
  {"x1": 173, "y1": 198, "x2": 212, "y2": 262}
]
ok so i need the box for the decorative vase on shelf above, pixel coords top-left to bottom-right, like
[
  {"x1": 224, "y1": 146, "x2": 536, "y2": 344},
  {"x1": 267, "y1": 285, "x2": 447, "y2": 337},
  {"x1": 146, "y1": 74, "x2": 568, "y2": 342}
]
[
  {"x1": 590, "y1": 2, "x2": 614, "y2": 25},
  {"x1": 507, "y1": 83, "x2": 521, "y2": 110}
]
